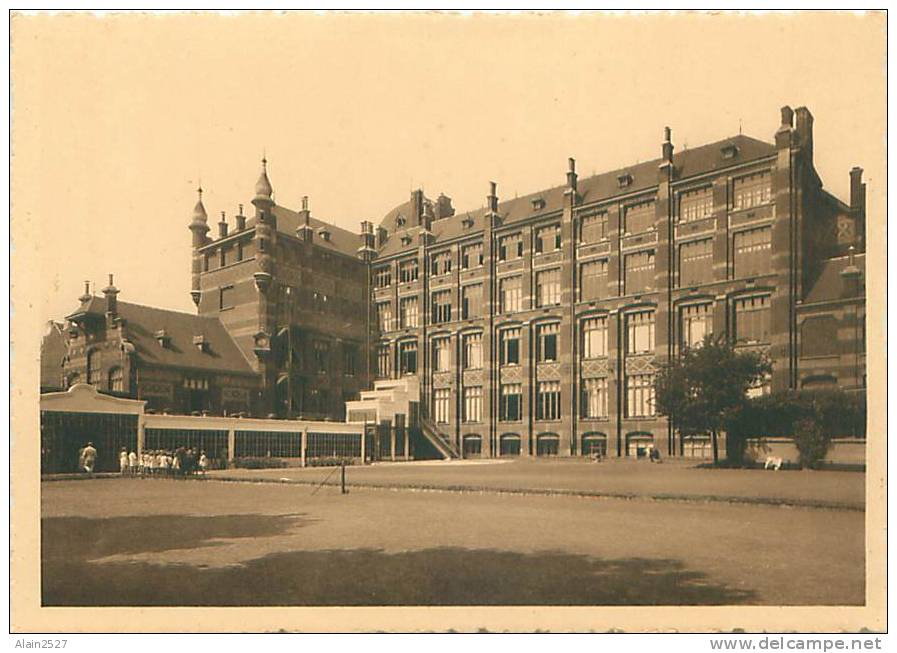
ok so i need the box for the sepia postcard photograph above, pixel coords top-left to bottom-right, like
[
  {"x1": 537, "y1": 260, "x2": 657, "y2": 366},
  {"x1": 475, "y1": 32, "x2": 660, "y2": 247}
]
[{"x1": 8, "y1": 7, "x2": 888, "y2": 638}]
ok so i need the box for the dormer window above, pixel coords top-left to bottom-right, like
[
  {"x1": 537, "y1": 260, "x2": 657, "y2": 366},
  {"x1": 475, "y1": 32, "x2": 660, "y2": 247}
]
[
  {"x1": 396, "y1": 215, "x2": 406, "y2": 228},
  {"x1": 318, "y1": 228, "x2": 331, "y2": 242},
  {"x1": 400, "y1": 235, "x2": 412, "y2": 246},
  {"x1": 531, "y1": 197, "x2": 546, "y2": 211},
  {"x1": 721, "y1": 144, "x2": 739, "y2": 159},
  {"x1": 462, "y1": 215, "x2": 475, "y2": 229},
  {"x1": 154, "y1": 329, "x2": 171, "y2": 348},
  {"x1": 617, "y1": 173, "x2": 633, "y2": 189},
  {"x1": 192, "y1": 335, "x2": 209, "y2": 353}
]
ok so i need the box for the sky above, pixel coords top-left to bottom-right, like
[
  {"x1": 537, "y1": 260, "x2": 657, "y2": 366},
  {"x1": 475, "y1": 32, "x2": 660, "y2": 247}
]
[{"x1": 11, "y1": 11, "x2": 886, "y2": 327}]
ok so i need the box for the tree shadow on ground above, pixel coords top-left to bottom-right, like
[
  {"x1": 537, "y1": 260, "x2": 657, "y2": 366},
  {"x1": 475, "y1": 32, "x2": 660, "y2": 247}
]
[
  {"x1": 43, "y1": 514, "x2": 755, "y2": 606},
  {"x1": 42, "y1": 513, "x2": 314, "y2": 559}
]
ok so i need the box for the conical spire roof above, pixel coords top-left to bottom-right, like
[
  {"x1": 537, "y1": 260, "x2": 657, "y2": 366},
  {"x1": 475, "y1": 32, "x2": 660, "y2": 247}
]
[
  {"x1": 254, "y1": 157, "x2": 273, "y2": 201},
  {"x1": 189, "y1": 186, "x2": 209, "y2": 229}
]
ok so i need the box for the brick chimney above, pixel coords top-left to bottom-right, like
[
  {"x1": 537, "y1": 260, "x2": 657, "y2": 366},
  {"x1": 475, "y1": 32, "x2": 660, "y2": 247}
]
[
  {"x1": 487, "y1": 181, "x2": 498, "y2": 213},
  {"x1": 434, "y1": 193, "x2": 454, "y2": 220},
  {"x1": 102, "y1": 274, "x2": 119, "y2": 319},
  {"x1": 795, "y1": 106, "x2": 814, "y2": 160},
  {"x1": 850, "y1": 167, "x2": 865, "y2": 213},
  {"x1": 235, "y1": 204, "x2": 246, "y2": 231},
  {"x1": 296, "y1": 196, "x2": 314, "y2": 242},
  {"x1": 410, "y1": 189, "x2": 425, "y2": 226},
  {"x1": 218, "y1": 212, "x2": 229, "y2": 238}
]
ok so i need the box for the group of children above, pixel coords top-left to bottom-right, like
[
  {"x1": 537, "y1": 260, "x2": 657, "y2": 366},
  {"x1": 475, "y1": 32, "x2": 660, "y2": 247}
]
[{"x1": 118, "y1": 447, "x2": 210, "y2": 477}]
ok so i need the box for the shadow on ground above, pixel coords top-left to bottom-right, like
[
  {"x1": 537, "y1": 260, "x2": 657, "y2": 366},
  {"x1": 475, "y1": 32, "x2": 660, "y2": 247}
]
[{"x1": 42, "y1": 513, "x2": 755, "y2": 606}]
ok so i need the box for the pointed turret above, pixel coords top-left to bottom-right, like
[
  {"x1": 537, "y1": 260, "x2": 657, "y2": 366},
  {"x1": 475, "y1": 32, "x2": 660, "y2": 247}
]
[
  {"x1": 188, "y1": 185, "x2": 210, "y2": 250},
  {"x1": 252, "y1": 157, "x2": 274, "y2": 208},
  {"x1": 188, "y1": 186, "x2": 209, "y2": 308}
]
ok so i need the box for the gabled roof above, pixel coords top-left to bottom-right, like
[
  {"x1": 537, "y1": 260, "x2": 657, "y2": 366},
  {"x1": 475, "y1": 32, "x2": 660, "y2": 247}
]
[
  {"x1": 374, "y1": 134, "x2": 776, "y2": 258},
  {"x1": 68, "y1": 297, "x2": 256, "y2": 376},
  {"x1": 803, "y1": 253, "x2": 866, "y2": 305}
]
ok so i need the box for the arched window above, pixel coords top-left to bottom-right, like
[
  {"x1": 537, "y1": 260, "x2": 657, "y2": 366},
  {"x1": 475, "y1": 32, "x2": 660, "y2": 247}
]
[
  {"x1": 581, "y1": 433, "x2": 608, "y2": 457},
  {"x1": 86, "y1": 350, "x2": 100, "y2": 387},
  {"x1": 107, "y1": 366, "x2": 124, "y2": 392},
  {"x1": 499, "y1": 433, "x2": 521, "y2": 457},
  {"x1": 626, "y1": 432, "x2": 654, "y2": 458},
  {"x1": 462, "y1": 434, "x2": 482, "y2": 458},
  {"x1": 536, "y1": 433, "x2": 559, "y2": 456},
  {"x1": 801, "y1": 374, "x2": 838, "y2": 390}
]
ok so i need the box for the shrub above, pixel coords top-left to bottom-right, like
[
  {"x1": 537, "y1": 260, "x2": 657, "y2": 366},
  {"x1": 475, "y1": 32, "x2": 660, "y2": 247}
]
[
  {"x1": 233, "y1": 457, "x2": 288, "y2": 469},
  {"x1": 793, "y1": 418, "x2": 832, "y2": 469}
]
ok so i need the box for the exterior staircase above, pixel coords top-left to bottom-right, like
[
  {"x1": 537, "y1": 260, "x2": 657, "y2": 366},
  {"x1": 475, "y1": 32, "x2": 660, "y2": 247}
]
[
  {"x1": 418, "y1": 415, "x2": 460, "y2": 459},
  {"x1": 345, "y1": 377, "x2": 460, "y2": 460}
]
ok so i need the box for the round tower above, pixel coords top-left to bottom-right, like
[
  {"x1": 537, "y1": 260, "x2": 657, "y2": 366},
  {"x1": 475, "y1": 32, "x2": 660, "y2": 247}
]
[
  {"x1": 252, "y1": 158, "x2": 276, "y2": 293},
  {"x1": 188, "y1": 186, "x2": 210, "y2": 307}
]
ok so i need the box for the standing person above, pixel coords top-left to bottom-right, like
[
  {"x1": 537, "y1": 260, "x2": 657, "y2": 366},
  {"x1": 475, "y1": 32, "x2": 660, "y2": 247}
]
[
  {"x1": 158, "y1": 450, "x2": 170, "y2": 477},
  {"x1": 198, "y1": 451, "x2": 209, "y2": 476},
  {"x1": 128, "y1": 450, "x2": 138, "y2": 476},
  {"x1": 119, "y1": 448, "x2": 129, "y2": 476},
  {"x1": 80, "y1": 442, "x2": 97, "y2": 476}
]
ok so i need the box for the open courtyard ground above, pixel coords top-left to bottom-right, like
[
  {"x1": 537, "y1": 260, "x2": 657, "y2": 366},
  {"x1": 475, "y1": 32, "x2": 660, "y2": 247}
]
[{"x1": 41, "y1": 460, "x2": 865, "y2": 607}]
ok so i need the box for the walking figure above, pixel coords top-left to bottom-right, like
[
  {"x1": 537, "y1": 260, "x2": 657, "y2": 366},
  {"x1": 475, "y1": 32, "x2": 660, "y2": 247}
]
[{"x1": 80, "y1": 442, "x2": 97, "y2": 476}]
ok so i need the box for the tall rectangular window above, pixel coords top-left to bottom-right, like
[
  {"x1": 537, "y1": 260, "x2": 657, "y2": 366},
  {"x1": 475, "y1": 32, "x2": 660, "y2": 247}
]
[
  {"x1": 681, "y1": 303, "x2": 713, "y2": 349},
  {"x1": 314, "y1": 341, "x2": 329, "y2": 373},
  {"x1": 431, "y1": 290, "x2": 452, "y2": 324},
  {"x1": 580, "y1": 259, "x2": 608, "y2": 301},
  {"x1": 581, "y1": 378, "x2": 608, "y2": 419},
  {"x1": 679, "y1": 238, "x2": 714, "y2": 286},
  {"x1": 624, "y1": 250, "x2": 655, "y2": 294},
  {"x1": 375, "y1": 266, "x2": 392, "y2": 288},
  {"x1": 399, "y1": 340, "x2": 418, "y2": 375},
  {"x1": 219, "y1": 285, "x2": 234, "y2": 310},
  {"x1": 463, "y1": 386, "x2": 483, "y2": 423},
  {"x1": 624, "y1": 201, "x2": 655, "y2": 234},
  {"x1": 498, "y1": 233, "x2": 524, "y2": 261},
  {"x1": 376, "y1": 302, "x2": 393, "y2": 331},
  {"x1": 399, "y1": 296, "x2": 419, "y2": 328},
  {"x1": 626, "y1": 374, "x2": 655, "y2": 417},
  {"x1": 581, "y1": 316, "x2": 608, "y2": 359},
  {"x1": 535, "y1": 224, "x2": 561, "y2": 253},
  {"x1": 399, "y1": 259, "x2": 419, "y2": 283},
  {"x1": 499, "y1": 275, "x2": 523, "y2": 313},
  {"x1": 626, "y1": 311, "x2": 655, "y2": 354},
  {"x1": 433, "y1": 388, "x2": 451, "y2": 424},
  {"x1": 732, "y1": 171, "x2": 772, "y2": 210},
  {"x1": 461, "y1": 284, "x2": 483, "y2": 319},
  {"x1": 343, "y1": 344, "x2": 357, "y2": 376},
  {"x1": 431, "y1": 251, "x2": 452, "y2": 276},
  {"x1": 499, "y1": 327, "x2": 521, "y2": 366},
  {"x1": 678, "y1": 187, "x2": 714, "y2": 222},
  {"x1": 431, "y1": 337, "x2": 451, "y2": 372},
  {"x1": 580, "y1": 211, "x2": 608, "y2": 243},
  {"x1": 733, "y1": 295, "x2": 771, "y2": 344},
  {"x1": 536, "y1": 380, "x2": 561, "y2": 420},
  {"x1": 499, "y1": 383, "x2": 523, "y2": 422},
  {"x1": 535, "y1": 268, "x2": 561, "y2": 307},
  {"x1": 462, "y1": 332, "x2": 483, "y2": 370},
  {"x1": 377, "y1": 344, "x2": 391, "y2": 378},
  {"x1": 461, "y1": 242, "x2": 484, "y2": 269},
  {"x1": 536, "y1": 322, "x2": 559, "y2": 362},
  {"x1": 733, "y1": 226, "x2": 772, "y2": 278}
]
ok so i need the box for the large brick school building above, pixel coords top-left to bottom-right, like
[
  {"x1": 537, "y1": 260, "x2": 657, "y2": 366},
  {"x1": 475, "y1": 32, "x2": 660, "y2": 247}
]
[{"x1": 43, "y1": 105, "x2": 866, "y2": 459}]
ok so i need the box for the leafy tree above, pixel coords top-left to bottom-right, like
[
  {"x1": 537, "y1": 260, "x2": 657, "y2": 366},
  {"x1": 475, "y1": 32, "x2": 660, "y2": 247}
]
[
  {"x1": 727, "y1": 388, "x2": 866, "y2": 467},
  {"x1": 654, "y1": 334, "x2": 771, "y2": 464}
]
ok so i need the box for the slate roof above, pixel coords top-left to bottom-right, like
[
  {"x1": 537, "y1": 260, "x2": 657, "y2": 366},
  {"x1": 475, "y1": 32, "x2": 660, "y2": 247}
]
[
  {"x1": 375, "y1": 134, "x2": 776, "y2": 259},
  {"x1": 244, "y1": 205, "x2": 360, "y2": 257},
  {"x1": 67, "y1": 297, "x2": 256, "y2": 375},
  {"x1": 803, "y1": 253, "x2": 866, "y2": 305}
]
